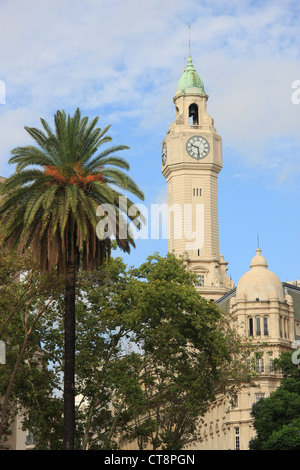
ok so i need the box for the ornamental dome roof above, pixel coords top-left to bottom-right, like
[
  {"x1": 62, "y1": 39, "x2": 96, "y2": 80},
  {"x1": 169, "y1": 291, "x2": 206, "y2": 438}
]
[
  {"x1": 176, "y1": 27, "x2": 206, "y2": 96},
  {"x1": 176, "y1": 53, "x2": 206, "y2": 96},
  {"x1": 236, "y1": 248, "x2": 284, "y2": 302}
]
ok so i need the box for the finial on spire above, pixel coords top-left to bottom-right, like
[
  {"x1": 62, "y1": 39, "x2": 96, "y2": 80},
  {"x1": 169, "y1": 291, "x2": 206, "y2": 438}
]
[{"x1": 186, "y1": 25, "x2": 194, "y2": 69}]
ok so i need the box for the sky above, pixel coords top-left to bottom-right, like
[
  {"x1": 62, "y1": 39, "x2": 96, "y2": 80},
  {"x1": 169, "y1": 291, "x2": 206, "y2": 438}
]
[{"x1": 0, "y1": 0, "x2": 299, "y2": 286}]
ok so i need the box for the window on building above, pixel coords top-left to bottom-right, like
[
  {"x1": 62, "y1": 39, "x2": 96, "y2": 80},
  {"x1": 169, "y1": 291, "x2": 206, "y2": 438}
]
[
  {"x1": 256, "y1": 357, "x2": 264, "y2": 373},
  {"x1": 279, "y1": 316, "x2": 289, "y2": 338},
  {"x1": 234, "y1": 427, "x2": 240, "y2": 450},
  {"x1": 195, "y1": 274, "x2": 204, "y2": 287},
  {"x1": 284, "y1": 318, "x2": 289, "y2": 338},
  {"x1": 193, "y1": 188, "x2": 202, "y2": 197},
  {"x1": 284, "y1": 318, "x2": 287, "y2": 338},
  {"x1": 295, "y1": 321, "x2": 300, "y2": 337},
  {"x1": 256, "y1": 316, "x2": 261, "y2": 336},
  {"x1": 246, "y1": 353, "x2": 252, "y2": 371},
  {"x1": 248, "y1": 317, "x2": 253, "y2": 336},
  {"x1": 255, "y1": 393, "x2": 265, "y2": 402},
  {"x1": 263, "y1": 316, "x2": 269, "y2": 336},
  {"x1": 232, "y1": 396, "x2": 238, "y2": 409},
  {"x1": 26, "y1": 432, "x2": 36, "y2": 446},
  {"x1": 268, "y1": 352, "x2": 274, "y2": 373}
]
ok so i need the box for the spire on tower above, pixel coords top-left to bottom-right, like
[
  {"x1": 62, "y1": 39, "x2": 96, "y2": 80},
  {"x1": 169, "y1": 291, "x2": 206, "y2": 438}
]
[
  {"x1": 186, "y1": 25, "x2": 194, "y2": 70},
  {"x1": 176, "y1": 26, "x2": 206, "y2": 95}
]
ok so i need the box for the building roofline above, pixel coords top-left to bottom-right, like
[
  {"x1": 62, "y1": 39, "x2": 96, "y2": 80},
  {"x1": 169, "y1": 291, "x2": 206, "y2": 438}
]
[
  {"x1": 216, "y1": 287, "x2": 236, "y2": 305},
  {"x1": 216, "y1": 282, "x2": 300, "y2": 306}
]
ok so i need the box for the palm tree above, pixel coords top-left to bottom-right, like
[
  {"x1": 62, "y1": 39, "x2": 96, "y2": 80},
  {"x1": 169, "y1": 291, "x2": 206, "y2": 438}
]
[{"x1": 0, "y1": 108, "x2": 144, "y2": 449}]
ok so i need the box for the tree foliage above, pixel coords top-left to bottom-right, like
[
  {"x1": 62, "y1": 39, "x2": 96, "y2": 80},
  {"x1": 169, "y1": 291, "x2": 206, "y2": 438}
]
[
  {"x1": 9, "y1": 252, "x2": 252, "y2": 450},
  {"x1": 0, "y1": 108, "x2": 144, "y2": 271},
  {"x1": 0, "y1": 108, "x2": 144, "y2": 449},
  {"x1": 0, "y1": 240, "x2": 62, "y2": 448},
  {"x1": 249, "y1": 351, "x2": 300, "y2": 450}
]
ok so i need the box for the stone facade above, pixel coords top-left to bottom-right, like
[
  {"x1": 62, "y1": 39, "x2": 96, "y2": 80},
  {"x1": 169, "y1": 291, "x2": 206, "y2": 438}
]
[
  {"x1": 161, "y1": 50, "x2": 233, "y2": 302},
  {"x1": 189, "y1": 250, "x2": 300, "y2": 450},
  {"x1": 162, "y1": 50, "x2": 300, "y2": 450}
]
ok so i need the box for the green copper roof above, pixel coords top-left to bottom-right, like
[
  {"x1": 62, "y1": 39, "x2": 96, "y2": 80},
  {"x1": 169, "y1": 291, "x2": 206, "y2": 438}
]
[{"x1": 177, "y1": 34, "x2": 206, "y2": 95}]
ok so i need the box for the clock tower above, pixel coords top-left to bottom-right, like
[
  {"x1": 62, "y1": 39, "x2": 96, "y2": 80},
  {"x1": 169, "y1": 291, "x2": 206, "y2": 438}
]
[{"x1": 161, "y1": 42, "x2": 233, "y2": 301}]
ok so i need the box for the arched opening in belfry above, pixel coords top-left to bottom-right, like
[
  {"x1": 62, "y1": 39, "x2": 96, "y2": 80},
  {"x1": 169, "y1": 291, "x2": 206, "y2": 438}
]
[{"x1": 189, "y1": 103, "x2": 198, "y2": 125}]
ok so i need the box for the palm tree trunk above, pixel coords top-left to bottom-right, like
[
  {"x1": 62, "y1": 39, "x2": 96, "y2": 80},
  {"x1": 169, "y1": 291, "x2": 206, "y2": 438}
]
[{"x1": 63, "y1": 261, "x2": 76, "y2": 450}]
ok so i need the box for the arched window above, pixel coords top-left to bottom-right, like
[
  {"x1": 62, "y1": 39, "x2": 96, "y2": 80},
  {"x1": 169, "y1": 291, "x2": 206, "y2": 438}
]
[
  {"x1": 189, "y1": 103, "x2": 198, "y2": 125},
  {"x1": 195, "y1": 274, "x2": 204, "y2": 286},
  {"x1": 256, "y1": 317, "x2": 261, "y2": 336},
  {"x1": 248, "y1": 317, "x2": 253, "y2": 336},
  {"x1": 263, "y1": 317, "x2": 269, "y2": 336}
]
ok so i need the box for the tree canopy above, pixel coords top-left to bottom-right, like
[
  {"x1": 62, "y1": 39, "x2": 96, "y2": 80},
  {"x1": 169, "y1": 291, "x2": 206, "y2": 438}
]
[
  {"x1": 0, "y1": 252, "x2": 253, "y2": 450},
  {"x1": 0, "y1": 108, "x2": 144, "y2": 449},
  {"x1": 250, "y1": 351, "x2": 300, "y2": 450}
]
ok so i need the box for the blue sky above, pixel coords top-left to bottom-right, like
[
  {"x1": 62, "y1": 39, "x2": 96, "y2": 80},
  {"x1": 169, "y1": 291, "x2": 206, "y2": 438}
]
[{"x1": 0, "y1": 0, "x2": 299, "y2": 285}]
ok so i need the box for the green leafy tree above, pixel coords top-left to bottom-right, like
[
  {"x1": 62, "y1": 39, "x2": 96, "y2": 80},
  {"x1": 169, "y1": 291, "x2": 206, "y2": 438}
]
[
  {"x1": 0, "y1": 241, "x2": 62, "y2": 447},
  {"x1": 250, "y1": 351, "x2": 300, "y2": 450},
  {"x1": 40, "y1": 253, "x2": 251, "y2": 450},
  {"x1": 0, "y1": 108, "x2": 144, "y2": 449},
  {"x1": 5, "y1": 253, "x2": 252, "y2": 450},
  {"x1": 115, "y1": 253, "x2": 253, "y2": 449}
]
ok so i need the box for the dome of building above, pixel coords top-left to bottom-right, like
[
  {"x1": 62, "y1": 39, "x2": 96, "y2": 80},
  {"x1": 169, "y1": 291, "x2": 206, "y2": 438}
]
[
  {"x1": 236, "y1": 248, "x2": 284, "y2": 302},
  {"x1": 176, "y1": 53, "x2": 206, "y2": 96}
]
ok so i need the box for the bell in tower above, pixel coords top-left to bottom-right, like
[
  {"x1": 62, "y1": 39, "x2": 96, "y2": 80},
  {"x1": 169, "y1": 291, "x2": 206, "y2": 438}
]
[{"x1": 189, "y1": 103, "x2": 198, "y2": 125}]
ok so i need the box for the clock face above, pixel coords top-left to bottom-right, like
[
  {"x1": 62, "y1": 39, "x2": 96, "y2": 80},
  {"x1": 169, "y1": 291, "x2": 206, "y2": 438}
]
[
  {"x1": 161, "y1": 141, "x2": 167, "y2": 165},
  {"x1": 186, "y1": 136, "x2": 210, "y2": 160}
]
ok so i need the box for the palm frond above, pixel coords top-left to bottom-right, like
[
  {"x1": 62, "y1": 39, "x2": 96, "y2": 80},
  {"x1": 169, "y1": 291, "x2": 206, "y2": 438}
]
[
  {"x1": 23, "y1": 191, "x2": 46, "y2": 227},
  {"x1": 24, "y1": 126, "x2": 49, "y2": 149},
  {"x1": 57, "y1": 190, "x2": 71, "y2": 238},
  {"x1": 0, "y1": 169, "x2": 46, "y2": 193},
  {"x1": 42, "y1": 185, "x2": 58, "y2": 210},
  {"x1": 9, "y1": 146, "x2": 54, "y2": 171},
  {"x1": 87, "y1": 145, "x2": 130, "y2": 170},
  {"x1": 86, "y1": 156, "x2": 130, "y2": 173},
  {"x1": 0, "y1": 108, "x2": 144, "y2": 272}
]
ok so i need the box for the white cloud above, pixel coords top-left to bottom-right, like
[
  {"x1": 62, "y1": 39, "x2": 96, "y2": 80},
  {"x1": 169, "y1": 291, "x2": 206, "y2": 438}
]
[
  {"x1": 0, "y1": 0, "x2": 299, "y2": 283},
  {"x1": 0, "y1": 107, "x2": 40, "y2": 175},
  {"x1": 0, "y1": 0, "x2": 299, "y2": 184}
]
